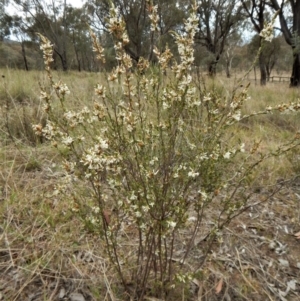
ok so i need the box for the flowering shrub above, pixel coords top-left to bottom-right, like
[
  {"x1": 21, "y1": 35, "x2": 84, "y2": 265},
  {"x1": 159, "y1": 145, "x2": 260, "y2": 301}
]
[{"x1": 34, "y1": 2, "x2": 300, "y2": 300}]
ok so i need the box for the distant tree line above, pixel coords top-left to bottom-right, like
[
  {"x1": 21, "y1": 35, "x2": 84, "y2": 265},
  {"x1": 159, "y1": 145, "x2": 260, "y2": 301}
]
[{"x1": 0, "y1": 0, "x2": 299, "y2": 86}]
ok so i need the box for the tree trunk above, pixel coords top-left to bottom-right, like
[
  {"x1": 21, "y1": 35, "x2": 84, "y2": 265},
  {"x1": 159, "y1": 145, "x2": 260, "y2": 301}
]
[
  {"x1": 52, "y1": 51, "x2": 58, "y2": 70},
  {"x1": 62, "y1": 51, "x2": 68, "y2": 71},
  {"x1": 72, "y1": 31, "x2": 81, "y2": 72},
  {"x1": 225, "y1": 56, "x2": 233, "y2": 78},
  {"x1": 208, "y1": 53, "x2": 221, "y2": 77},
  {"x1": 208, "y1": 62, "x2": 216, "y2": 76},
  {"x1": 54, "y1": 49, "x2": 68, "y2": 71},
  {"x1": 290, "y1": 52, "x2": 300, "y2": 86},
  {"x1": 266, "y1": 57, "x2": 275, "y2": 81},
  {"x1": 259, "y1": 52, "x2": 267, "y2": 85},
  {"x1": 61, "y1": 0, "x2": 68, "y2": 72},
  {"x1": 270, "y1": 0, "x2": 300, "y2": 87},
  {"x1": 290, "y1": 0, "x2": 300, "y2": 86},
  {"x1": 266, "y1": 65, "x2": 271, "y2": 81},
  {"x1": 81, "y1": 52, "x2": 86, "y2": 71},
  {"x1": 225, "y1": 63, "x2": 230, "y2": 78},
  {"x1": 21, "y1": 41, "x2": 29, "y2": 71}
]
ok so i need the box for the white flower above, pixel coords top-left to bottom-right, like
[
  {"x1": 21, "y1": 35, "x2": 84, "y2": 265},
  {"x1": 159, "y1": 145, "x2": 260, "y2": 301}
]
[
  {"x1": 40, "y1": 91, "x2": 50, "y2": 101},
  {"x1": 126, "y1": 124, "x2": 133, "y2": 132},
  {"x1": 149, "y1": 157, "x2": 158, "y2": 166},
  {"x1": 149, "y1": 5, "x2": 159, "y2": 32},
  {"x1": 260, "y1": 25, "x2": 274, "y2": 42},
  {"x1": 224, "y1": 151, "x2": 231, "y2": 159},
  {"x1": 81, "y1": 106, "x2": 90, "y2": 114},
  {"x1": 95, "y1": 84, "x2": 106, "y2": 97},
  {"x1": 135, "y1": 211, "x2": 142, "y2": 218},
  {"x1": 32, "y1": 124, "x2": 43, "y2": 136},
  {"x1": 62, "y1": 135, "x2": 74, "y2": 146},
  {"x1": 188, "y1": 142, "x2": 196, "y2": 150},
  {"x1": 89, "y1": 217, "x2": 98, "y2": 225},
  {"x1": 64, "y1": 111, "x2": 76, "y2": 120},
  {"x1": 140, "y1": 223, "x2": 146, "y2": 230},
  {"x1": 163, "y1": 101, "x2": 171, "y2": 110},
  {"x1": 99, "y1": 139, "x2": 109, "y2": 149},
  {"x1": 203, "y1": 95, "x2": 211, "y2": 102},
  {"x1": 142, "y1": 205, "x2": 149, "y2": 212},
  {"x1": 78, "y1": 135, "x2": 85, "y2": 142},
  {"x1": 232, "y1": 111, "x2": 241, "y2": 121},
  {"x1": 92, "y1": 206, "x2": 100, "y2": 214},
  {"x1": 199, "y1": 190, "x2": 208, "y2": 201},
  {"x1": 85, "y1": 173, "x2": 92, "y2": 179},
  {"x1": 130, "y1": 192, "x2": 137, "y2": 201},
  {"x1": 188, "y1": 169, "x2": 199, "y2": 178},
  {"x1": 53, "y1": 82, "x2": 70, "y2": 96},
  {"x1": 167, "y1": 221, "x2": 176, "y2": 228}
]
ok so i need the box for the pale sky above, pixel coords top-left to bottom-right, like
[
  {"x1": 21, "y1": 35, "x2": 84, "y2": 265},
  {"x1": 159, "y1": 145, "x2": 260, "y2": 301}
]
[
  {"x1": 5, "y1": 0, "x2": 86, "y2": 40},
  {"x1": 66, "y1": 0, "x2": 84, "y2": 8},
  {"x1": 7, "y1": 0, "x2": 85, "y2": 14}
]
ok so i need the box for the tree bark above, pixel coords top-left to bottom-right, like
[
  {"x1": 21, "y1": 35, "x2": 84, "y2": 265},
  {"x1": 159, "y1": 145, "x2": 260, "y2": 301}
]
[
  {"x1": 269, "y1": 0, "x2": 300, "y2": 86},
  {"x1": 225, "y1": 61, "x2": 231, "y2": 78},
  {"x1": 259, "y1": 49, "x2": 267, "y2": 85},
  {"x1": 62, "y1": 51, "x2": 68, "y2": 71},
  {"x1": 291, "y1": 53, "x2": 300, "y2": 86},
  {"x1": 61, "y1": 0, "x2": 68, "y2": 72},
  {"x1": 241, "y1": 0, "x2": 267, "y2": 86},
  {"x1": 208, "y1": 61, "x2": 217, "y2": 76},
  {"x1": 290, "y1": 0, "x2": 300, "y2": 86},
  {"x1": 54, "y1": 49, "x2": 68, "y2": 71},
  {"x1": 72, "y1": 30, "x2": 81, "y2": 72},
  {"x1": 21, "y1": 41, "x2": 29, "y2": 71},
  {"x1": 208, "y1": 55, "x2": 220, "y2": 77},
  {"x1": 225, "y1": 54, "x2": 233, "y2": 78}
]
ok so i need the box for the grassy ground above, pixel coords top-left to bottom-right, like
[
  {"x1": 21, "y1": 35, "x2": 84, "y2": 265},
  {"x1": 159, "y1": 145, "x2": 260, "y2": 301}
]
[{"x1": 1, "y1": 68, "x2": 300, "y2": 300}]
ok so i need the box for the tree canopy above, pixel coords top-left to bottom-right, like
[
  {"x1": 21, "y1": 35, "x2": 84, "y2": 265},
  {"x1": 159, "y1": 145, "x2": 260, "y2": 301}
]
[{"x1": 1, "y1": 0, "x2": 298, "y2": 86}]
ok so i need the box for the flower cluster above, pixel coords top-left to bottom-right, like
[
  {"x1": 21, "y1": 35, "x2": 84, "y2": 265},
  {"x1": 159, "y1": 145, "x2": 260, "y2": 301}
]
[
  {"x1": 53, "y1": 81, "x2": 70, "y2": 97},
  {"x1": 153, "y1": 46, "x2": 173, "y2": 71},
  {"x1": 172, "y1": 4, "x2": 198, "y2": 79},
  {"x1": 40, "y1": 120, "x2": 60, "y2": 141},
  {"x1": 94, "y1": 84, "x2": 106, "y2": 98},
  {"x1": 107, "y1": 5, "x2": 129, "y2": 44},
  {"x1": 37, "y1": 33, "x2": 53, "y2": 70},
  {"x1": 90, "y1": 29, "x2": 106, "y2": 63},
  {"x1": 137, "y1": 57, "x2": 150, "y2": 73},
  {"x1": 260, "y1": 13, "x2": 277, "y2": 42},
  {"x1": 147, "y1": 2, "x2": 159, "y2": 32},
  {"x1": 80, "y1": 136, "x2": 122, "y2": 176},
  {"x1": 105, "y1": 6, "x2": 133, "y2": 87},
  {"x1": 260, "y1": 23, "x2": 274, "y2": 42}
]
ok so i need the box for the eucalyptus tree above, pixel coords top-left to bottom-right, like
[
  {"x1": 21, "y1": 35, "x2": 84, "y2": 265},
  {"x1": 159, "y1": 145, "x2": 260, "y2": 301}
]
[
  {"x1": 86, "y1": 0, "x2": 189, "y2": 64},
  {"x1": 223, "y1": 30, "x2": 242, "y2": 78},
  {"x1": 0, "y1": 0, "x2": 12, "y2": 40},
  {"x1": 195, "y1": 0, "x2": 244, "y2": 76},
  {"x1": 241, "y1": 0, "x2": 271, "y2": 85},
  {"x1": 11, "y1": 0, "x2": 71, "y2": 70},
  {"x1": 268, "y1": 0, "x2": 300, "y2": 86},
  {"x1": 64, "y1": 5, "x2": 94, "y2": 71},
  {"x1": 248, "y1": 34, "x2": 282, "y2": 81}
]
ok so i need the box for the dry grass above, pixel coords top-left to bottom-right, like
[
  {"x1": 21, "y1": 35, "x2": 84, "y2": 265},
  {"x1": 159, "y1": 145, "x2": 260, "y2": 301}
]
[{"x1": 1, "y1": 69, "x2": 300, "y2": 300}]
